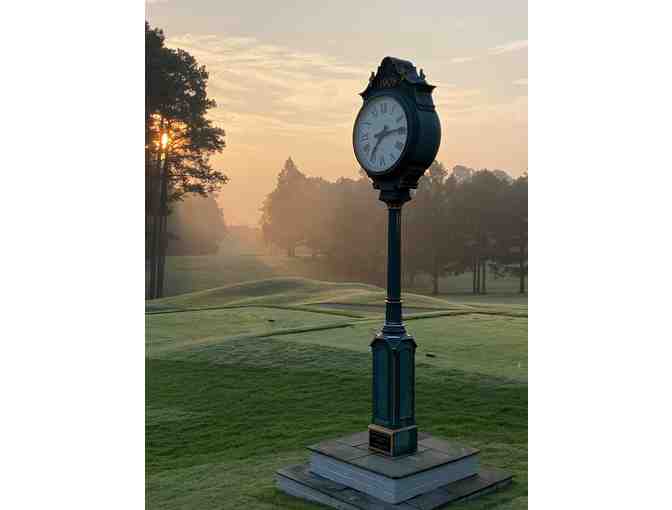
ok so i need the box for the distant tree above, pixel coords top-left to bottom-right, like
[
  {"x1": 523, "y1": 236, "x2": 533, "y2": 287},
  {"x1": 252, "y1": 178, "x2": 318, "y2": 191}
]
[
  {"x1": 260, "y1": 158, "x2": 310, "y2": 257},
  {"x1": 324, "y1": 176, "x2": 385, "y2": 284},
  {"x1": 492, "y1": 169, "x2": 514, "y2": 184},
  {"x1": 405, "y1": 161, "x2": 454, "y2": 294},
  {"x1": 145, "y1": 21, "x2": 227, "y2": 299},
  {"x1": 303, "y1": 176, "x2": 335, "y2": 258},
  {"x1": 453, "y1": 168, "x2": 510, "y2": 294},
  {"x1": 451, "y1": 165, "x2": 474, "y2": 183},
  {"x1": 167, "y1": 194, "x2": 227, "y2": 255},
  {"x1": 512, "y1": 174, "x2": 528, "y2": 293},
  {"x1": 492, "y1": 174, "x2": 528, "y2": 293}
]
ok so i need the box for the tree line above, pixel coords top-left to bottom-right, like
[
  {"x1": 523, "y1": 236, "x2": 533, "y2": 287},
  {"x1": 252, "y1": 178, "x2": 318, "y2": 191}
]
[
  {"x1": 261, "y1": 158, "x2": 528, "y2": 294},
  {"x1": 146, "y1": 22, "x2": 227, "y2": 298}
]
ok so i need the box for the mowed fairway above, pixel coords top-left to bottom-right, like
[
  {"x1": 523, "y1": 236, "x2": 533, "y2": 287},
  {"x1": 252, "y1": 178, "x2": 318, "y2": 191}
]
[{"x1": 146, "y1": 278, "x2": 527, "y2": 509}]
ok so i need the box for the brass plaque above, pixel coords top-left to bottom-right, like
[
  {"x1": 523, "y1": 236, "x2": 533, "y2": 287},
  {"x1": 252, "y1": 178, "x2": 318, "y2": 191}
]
[{"x1": 369, "y1": 428, "x2": 392, "y2": 455}]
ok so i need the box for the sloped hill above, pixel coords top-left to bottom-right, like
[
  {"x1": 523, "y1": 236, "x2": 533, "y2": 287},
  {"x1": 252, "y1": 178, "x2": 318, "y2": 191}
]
[{"x1": 147, "y1": 276, "x2": 456, "y2": 311}]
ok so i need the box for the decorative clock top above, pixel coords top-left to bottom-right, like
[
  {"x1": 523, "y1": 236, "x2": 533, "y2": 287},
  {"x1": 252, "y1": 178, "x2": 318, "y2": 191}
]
[{"x1": 353, "y1": 57, "x2": 441, "y2": 195}]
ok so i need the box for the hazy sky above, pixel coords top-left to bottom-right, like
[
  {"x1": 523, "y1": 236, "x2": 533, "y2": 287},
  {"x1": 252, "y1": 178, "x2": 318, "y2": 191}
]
[{"x1": 147, "y1": 0, "x2": 527, "y2": 225}]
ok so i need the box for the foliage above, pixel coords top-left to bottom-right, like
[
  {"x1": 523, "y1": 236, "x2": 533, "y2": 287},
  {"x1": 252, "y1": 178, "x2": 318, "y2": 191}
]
[
  {"x1": 405, "y1": 161, "x2": 461, "y2": 293},
  {"x1": 145, "y1": 22, "x2": 227, "y2": 202},
  {"x1": 491, "y1": 174, "x2": 528, "y2": 291},
  {"x1": 259, "y1": 158, "x2": 528, "y2": 294},
  {"x1": 322, "y1": 177, "x2": 386, "y2": 284}
]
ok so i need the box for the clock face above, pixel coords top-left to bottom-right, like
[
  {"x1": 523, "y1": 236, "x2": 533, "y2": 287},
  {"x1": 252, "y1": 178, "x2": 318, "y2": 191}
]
[{"x1": 354, "y1": 95, "x2": 408, "y2": 174}]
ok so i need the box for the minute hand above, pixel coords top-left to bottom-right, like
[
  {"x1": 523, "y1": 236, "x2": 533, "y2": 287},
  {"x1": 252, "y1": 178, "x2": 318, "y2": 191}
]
[{"x1": 370, "y1": 126, "x2": 389, "y2": 160}]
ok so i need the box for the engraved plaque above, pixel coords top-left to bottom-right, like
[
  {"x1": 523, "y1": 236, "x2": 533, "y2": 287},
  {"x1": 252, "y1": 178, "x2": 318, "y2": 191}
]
[{"x1": 369, "y1": 428, "x2": 392, "y2": 455}]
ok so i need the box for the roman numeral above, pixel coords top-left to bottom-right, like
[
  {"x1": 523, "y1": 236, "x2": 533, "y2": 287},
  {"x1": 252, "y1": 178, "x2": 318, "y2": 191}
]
[
  {"x1": 396, "y1": 115, "x2": 403, "y2": 123},
  {"x1": 394, "y1": 141, "x2": 403, "y2": 151},
  {"x1": 380, "y1": 102, "x2": 388, "y2": 114},
  {"x1": 379, "y1": 155, "x2": 385, "y2": 166},
  {"x1": 363, "y1": 143, "x2": 370, "y2": 153},
  {"x1": 361, "y1": 133, "x2": 369, "y2": 142}
]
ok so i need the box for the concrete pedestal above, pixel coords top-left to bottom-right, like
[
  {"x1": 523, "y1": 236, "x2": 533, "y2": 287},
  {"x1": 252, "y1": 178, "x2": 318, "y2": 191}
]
[{"x1": 276, "y1": 431, "x2": 512, "y2": 509}]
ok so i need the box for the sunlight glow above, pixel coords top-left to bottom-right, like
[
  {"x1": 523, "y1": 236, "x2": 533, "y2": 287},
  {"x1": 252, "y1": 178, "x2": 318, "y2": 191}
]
[{"x1": 161, "y1": 132, "x2": 169, "y2": 149}]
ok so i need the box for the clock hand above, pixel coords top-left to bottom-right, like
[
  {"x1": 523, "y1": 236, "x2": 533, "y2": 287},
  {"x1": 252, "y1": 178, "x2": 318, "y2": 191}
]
[
  {"x1": 370, "y1": 125, "x2": 389, "y2": 160},
  {"x1": 374, "y1": 125, "x2": 390, "y2": 140},
  {"x1": 382, "y1": 126, "x2": 406, "y2": 139},
  {"x1": 370, "y1": 125, "x2": 405, "y2": 161}
]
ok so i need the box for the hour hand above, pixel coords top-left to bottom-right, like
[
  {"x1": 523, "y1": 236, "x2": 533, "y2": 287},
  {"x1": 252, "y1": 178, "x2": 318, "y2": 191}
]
[{"x1": 388, "y1": 126, "x2": 406, "y2": 137}]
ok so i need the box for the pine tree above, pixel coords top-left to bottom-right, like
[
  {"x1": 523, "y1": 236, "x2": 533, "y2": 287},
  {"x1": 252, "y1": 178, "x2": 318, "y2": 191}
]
[{"x1": 145, "y1": 22, "x2": 227, "y2": 298}]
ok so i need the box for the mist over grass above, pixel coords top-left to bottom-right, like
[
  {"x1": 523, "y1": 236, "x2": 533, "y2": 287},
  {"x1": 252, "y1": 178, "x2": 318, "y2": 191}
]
[{"x1": 155, "y1": 229, "x2": 526, "y2": 305}]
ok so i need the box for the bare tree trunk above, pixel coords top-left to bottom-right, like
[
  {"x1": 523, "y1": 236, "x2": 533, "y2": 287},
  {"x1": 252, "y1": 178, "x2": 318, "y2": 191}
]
[
  {"x1": 148, "y1": 119, "x2": 165, "y2": 300},
  {"x1": 146, "y1": 162, "x2": 153, "y2": 299},
  {"x1": 481, "y1": 259, "x2": 487, "y2": 294},
  {"x1": 155, "y1": 155, "x2": 169, "y2": 298},
  {"x1": 472, "y1": 257, "x2": 477, "y2": 293},
  {"x1": 519, "y1": 243, "x2": 526, "y2": 294},
  {"x1": 148, "y1": 155, "x2": 162, "y2": 299},
  {"x1": 156, "y1": 213, "x2": 168, "y2": 298},
  {"x1": 431, "y1": 253, "x2": 439, "y2": 295}
]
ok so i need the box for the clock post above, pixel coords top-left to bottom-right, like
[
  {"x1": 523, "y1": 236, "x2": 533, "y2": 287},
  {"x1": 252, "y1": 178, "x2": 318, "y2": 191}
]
[{"x1": 352, "y1": 57, "x2": 442, "y2": 457}]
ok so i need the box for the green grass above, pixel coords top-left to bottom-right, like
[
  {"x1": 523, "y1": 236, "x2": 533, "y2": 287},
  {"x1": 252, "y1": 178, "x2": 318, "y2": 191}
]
[{"x1": 147, "y1": 278, "x2": 527, "y2": 509}]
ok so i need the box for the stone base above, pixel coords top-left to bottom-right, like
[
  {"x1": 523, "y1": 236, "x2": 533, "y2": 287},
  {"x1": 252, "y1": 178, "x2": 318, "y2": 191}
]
[
  {"x1": 277, "y1": 463, "x2": 512, "y2": 510},
  {"x1": 276, "y1": 432, "x2": 512, "y2": 509}
]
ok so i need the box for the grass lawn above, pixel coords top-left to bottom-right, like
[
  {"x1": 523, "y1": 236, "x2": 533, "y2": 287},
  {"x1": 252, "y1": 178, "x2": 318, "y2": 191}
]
[{"x1": 146, "y1": 278, "x2": 527, "y2": 509}]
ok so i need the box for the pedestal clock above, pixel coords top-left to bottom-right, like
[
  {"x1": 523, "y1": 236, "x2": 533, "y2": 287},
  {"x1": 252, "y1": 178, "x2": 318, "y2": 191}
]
[{"x1": 353, "y1": 57, "x2": 441, "y2": 457}]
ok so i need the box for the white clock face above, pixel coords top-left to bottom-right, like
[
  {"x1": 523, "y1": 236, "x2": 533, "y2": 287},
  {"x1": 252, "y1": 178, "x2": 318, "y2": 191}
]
[{"x1": 354, "y1": 96, "x2": 408, "y2": 173}]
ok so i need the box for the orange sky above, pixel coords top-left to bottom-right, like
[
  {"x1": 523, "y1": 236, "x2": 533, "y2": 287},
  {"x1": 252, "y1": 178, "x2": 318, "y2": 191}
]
[{"x1": 147, "y1": 0, "x2": 528, "y2": 225}]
